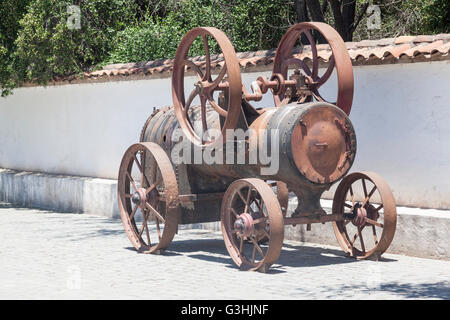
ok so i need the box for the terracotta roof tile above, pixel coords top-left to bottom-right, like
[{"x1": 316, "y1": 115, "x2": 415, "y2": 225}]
[
  {"x1": 413, "y1": 35, "x2": 435, "y2": 43},
  {"x1": 395, "y1": 35, "x2": 416, "y2": 44},
  {"x1": 400, "y1": 40, "x2": 444, "y2": 57},
  {"x1": 49, "y1": 33, "x2": 450, "y2": 84}
]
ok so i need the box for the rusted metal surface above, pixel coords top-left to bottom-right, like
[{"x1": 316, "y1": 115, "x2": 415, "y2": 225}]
[
  {"x1": 221, "y1": 178, "x2": 284, "y2": 272},
  {"x1": 172, "y1": 27, "x2": 243, "y2": 147},
  {"x1": 118, "y1": 23, "x2": 396, "y2": 271},
  {"x1": 117, "y1": 142, "x2": 181, "y2": 253},
  {"x1": 332, "y1": 172, "x2": 397, "y2": 260},
  {"x1": 272, "y1": 22, "x2": 354, "y2": 115}
]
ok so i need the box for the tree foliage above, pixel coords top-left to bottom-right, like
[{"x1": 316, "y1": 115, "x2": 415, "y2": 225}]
[
  {"x1": 12, "y1": 0, "x2": 137, "y2": 85},
  {"x1": 0, "y1": 0, "x2": 448, "y2": 97},
  {"x1": 0, "y1": 0, "x2": 31, "y2": 96},
  {"x1": 105, "y1": 0, "x2": 296, "y2": 64}
]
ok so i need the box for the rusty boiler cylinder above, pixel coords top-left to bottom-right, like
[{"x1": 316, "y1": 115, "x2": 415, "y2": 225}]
[{"x1": 141, "y1": 101, "x2": 356, "y2": 218}]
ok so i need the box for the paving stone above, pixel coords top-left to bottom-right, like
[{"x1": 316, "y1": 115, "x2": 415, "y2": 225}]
[{"x1": 0, "y1": 203, "x2": 449, "y2": 299}]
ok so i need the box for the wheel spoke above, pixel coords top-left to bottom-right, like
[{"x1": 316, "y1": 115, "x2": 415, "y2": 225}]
[
  {"x1": 317, "y1": 55, "x2": 335, "y2": 86},
  {"x1": 126, "y1": 171, "x2": 138, "y2": 192},
  {"x1": 185, "y1": 87, "x2": 198, "y2": 115},
  {"x1": 145, "y1": 202, "x2": 166, "y2": 224},
  {"x1": 282, "y1": 57, "x2": 312, "y2": 82},
  {"x1": 253, "y1": 198, "x2": 264, "y2": 213},
  {"x1": 350, "y1": 231, "x2": 359, "y2": 245},
  {"x1": 139, "y1": 211, "x2": 149, "y2": 237},
  {"x1": 230, "y1": 207, "x2": 240, "y2": 218},
  {"x1": 202, "y1": 35, "x2": 212, "y2": 81},
  {"x1": 362, "y1": 179, "x2": 368, "y2": 197},
  {"x1": 209, "y1": 64, "x2": 227, "y2": 89},
  {"x1": 237, "y1": 190, "x2": 247, "y2": 207},
  {"x1": 344, "y1": 202, "x2": 352, "y2": 209},
  {"x1": 363, "y1": 186, "x2": 377, "y2": 207},
  {"x1": 207, "y1": 97, "x2": 228, "y2": 117},
  {"x1": 358, "y1": 226, "x2": 366, "y2": 253},
  {"x1": 129, "y1": 204, "x2": 138, "y2": 220},
  {"x1": 184, "y1": 59, "x2": 204, "y2": 80},
  {"x1": 145, "y1": 183, "x2": 156, "y2": 195},
  {"x1": 244, "y1": 188, "x2": 252, "y2": 213},
  {"x1": 239, "y1": 237, "x2": 244, "y2": 254},
  {"x1": 250, "y1": 237, "x2": 265, "y2": 258},
  {"x1": 312, "y1": 89, "x2": 325, "y2": 102},
  {"x1": 200, "y1": 95, "x2": 208, "y2": 143},
  {"x1": 349, "y1": 186, "x2": 355, "y2": 206},
  {"x1": 365, "y1": 217, "x2": 384, "y2": 228},
  {"x1": 372, "y1": 225, "x2": 378, "y2": 245},
  {"x1": 133, "y1": 154, "x2": 143, "y2": 174},
  {"x1": 252, "y1": 217, "x2": 268, "y2": 224},
  {"x1": 304, "y1": 29, "x2": 318, "y2": 79}
]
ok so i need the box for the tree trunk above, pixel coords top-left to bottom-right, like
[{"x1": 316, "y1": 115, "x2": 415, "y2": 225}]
[
  {"x1": 329, "y1": 0, "x2": 348, "y2": 41},
  {"x1": 294, "y1": 0, "x2": 310, "y2": 44},
  {"x1": 342, "y1": 0, "x2": 356, "y2": 41}
]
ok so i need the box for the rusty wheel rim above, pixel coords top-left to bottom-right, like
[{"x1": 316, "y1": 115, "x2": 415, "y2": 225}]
[
  {"x1": 332, "y1": 172, "x2": 397, "y2": 259},
  {"x1": 172, "y1": 27, "x2": 242, "y2": 147},
  {"x1": 118, "y1": 142, "x2": 180, "y2": 253},
  {"x1": 272, "y1": 22, "x2": 354, "y2": 115},
  {"x1": 221, "y1": 178, "x2": 284, "y2": 271}
]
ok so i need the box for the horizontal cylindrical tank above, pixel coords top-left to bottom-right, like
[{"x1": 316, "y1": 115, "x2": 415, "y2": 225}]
[{"x1": 141, "y1": 102, "x2": 356, "y2": 191}]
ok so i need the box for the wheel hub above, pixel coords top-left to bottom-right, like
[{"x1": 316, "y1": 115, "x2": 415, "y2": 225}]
[
  {"x1": 131, "y1": 188, "x2": 147, "y2": 208},
  {"x1": 353, "y1": 205, "x2": 367, "y2": 227},
  {"x1": 344, "y1": 202, "x2": 368, "y2": 227},
  {"x1": 131, "y1": 192, "x2": 141, "y2": 205},
  {"x1": 234, "y1": 213, "x2": 254, "y2": 237}
]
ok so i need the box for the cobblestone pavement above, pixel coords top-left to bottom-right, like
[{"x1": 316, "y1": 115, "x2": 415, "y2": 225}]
[{"x1": 1, "y1": 203, "x2": 449, "y2": 300}]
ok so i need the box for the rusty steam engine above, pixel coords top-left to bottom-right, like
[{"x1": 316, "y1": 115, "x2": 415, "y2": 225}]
[{"x1": 118, "y1": 22, "x2": 397, "y2": 272}]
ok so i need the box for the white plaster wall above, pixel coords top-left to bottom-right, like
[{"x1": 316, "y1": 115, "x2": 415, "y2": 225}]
[{"x1": 0, "y1": 60, "x2": 449, "y2": 209}]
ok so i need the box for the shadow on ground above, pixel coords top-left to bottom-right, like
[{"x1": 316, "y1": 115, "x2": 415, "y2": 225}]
[
  {"x1": 326, "y1": 281, "x2": 450, "y2": 299},
  {"x1": 379, "y1": 281, "x2": 450, "y2": 299},
  {"x1": 163, "y1": 235, "x2": 397, "y2": 273}
]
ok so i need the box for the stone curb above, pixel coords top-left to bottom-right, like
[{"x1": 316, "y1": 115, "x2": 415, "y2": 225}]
[{"x1": 1, "y1": 168, "x2": 448, "y2": 260}]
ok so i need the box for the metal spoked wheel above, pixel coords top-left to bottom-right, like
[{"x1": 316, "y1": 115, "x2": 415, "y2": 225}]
[
  {"x1": 332, "y1": 172, "x2": 397, "y2": 260},
  {"x1": 172, "y1": 27, "x2": 242, "y2": 147},
  {"x1": 221, "y1": 178, "x2": 284, "y2": 272},
  {"x1": 272, "y1": 22, "x2": 354, "y2": 115},
  {"x1": 118, "y1": 142, "x2": 180, "y2": 254}
]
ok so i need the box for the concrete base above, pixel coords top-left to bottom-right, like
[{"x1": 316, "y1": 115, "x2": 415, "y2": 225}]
[
  {"x1": 1, "y1": 168, "x2": 449, "y2": 260},
  {"x1": 0, "y1": 168, "x2": 120, "y2": 218}
]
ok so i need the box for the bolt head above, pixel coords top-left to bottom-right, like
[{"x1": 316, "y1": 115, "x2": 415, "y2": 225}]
[
  {"x1": 131, "y1": 192, "x2": 141, "y2": 205},
  {"x1": 234, "y1": 219, "x2": 245, "y2": 232}
]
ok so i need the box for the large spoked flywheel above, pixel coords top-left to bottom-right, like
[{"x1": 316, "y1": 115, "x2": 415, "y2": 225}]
[
  {"x1": 272, "y1": 22, "x2": 354, "y2": 115},
  {"x1": 172, "y1": 27, "x2": 242, "y2": 147}
]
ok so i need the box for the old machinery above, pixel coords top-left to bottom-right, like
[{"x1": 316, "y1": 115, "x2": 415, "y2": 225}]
[{"x1": 117, "y1": 23, "x2": 397, "y2": 271}]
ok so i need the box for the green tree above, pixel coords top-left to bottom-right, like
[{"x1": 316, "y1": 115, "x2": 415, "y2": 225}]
[
  {"x1": 0, "y1": 0, "x2": 31, "y2": 96},
  {"x1": 11, "y1": 0, "x2": 137, "y2": 88},
  {"x1": 106, "y1": 0, "x2": 296, "y2": 64}
]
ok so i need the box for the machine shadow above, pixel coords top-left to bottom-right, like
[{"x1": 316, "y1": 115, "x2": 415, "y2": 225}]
[{"x1": 164, "y1": 236, "x2": 395, "y2": 273}]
